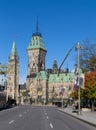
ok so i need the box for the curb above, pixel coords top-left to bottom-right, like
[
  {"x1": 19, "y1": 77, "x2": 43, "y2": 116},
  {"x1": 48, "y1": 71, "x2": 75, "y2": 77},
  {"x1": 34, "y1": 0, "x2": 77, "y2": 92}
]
[{"x1": 59, "y1": 109, "x2": 96, "y2": 127}]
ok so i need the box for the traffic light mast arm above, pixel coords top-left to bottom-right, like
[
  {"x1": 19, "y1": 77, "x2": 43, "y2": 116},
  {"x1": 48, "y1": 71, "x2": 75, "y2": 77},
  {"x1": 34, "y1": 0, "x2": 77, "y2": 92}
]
[{"x1": 58, "y1": 43, "x2": 76, "y2": 72}]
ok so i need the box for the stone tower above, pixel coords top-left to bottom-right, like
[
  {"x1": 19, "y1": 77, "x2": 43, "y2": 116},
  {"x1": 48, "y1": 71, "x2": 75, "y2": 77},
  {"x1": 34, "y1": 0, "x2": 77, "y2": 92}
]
[
  {"x1": 7, "y1": 41, "x2": 19, "y2": 101},
  {"x1": 26, "y1": 21, "x2": 47, "y2": 88},
  {"x1": 52, "y1": 59, "x2": 58, "y2": 74}
]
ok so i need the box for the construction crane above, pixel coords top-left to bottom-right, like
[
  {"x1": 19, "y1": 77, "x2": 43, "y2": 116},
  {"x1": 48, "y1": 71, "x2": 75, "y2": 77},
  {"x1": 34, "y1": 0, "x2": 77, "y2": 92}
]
[{"x1": 58, "y1": 43, "x2": 76, "y2": 74}]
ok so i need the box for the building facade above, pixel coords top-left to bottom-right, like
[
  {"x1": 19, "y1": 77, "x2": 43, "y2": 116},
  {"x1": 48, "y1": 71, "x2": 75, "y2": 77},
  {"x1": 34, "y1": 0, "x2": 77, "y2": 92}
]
[
  {"x1": 6, "y1": 23, "x2": 84, "y2": 105},
  {"x1": 26, "y1": 23, "x2": 75, "y2": 104}
]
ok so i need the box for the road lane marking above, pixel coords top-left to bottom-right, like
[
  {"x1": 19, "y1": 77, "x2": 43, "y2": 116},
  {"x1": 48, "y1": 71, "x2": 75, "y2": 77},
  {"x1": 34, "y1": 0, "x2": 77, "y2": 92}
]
[
  {"x1": 50, "y1": 123, "x2": 53, "y2": 128},
  {"x1": 45, "y1": 113, "x2": 47, "y2": 115},
  {"x1": 46, "y1": 116, "x2": 49, "y2": 119},
  {"x1": 24, "y1": 111, "x2": 27, "y2": 114},
  {"x1": 9, "y1": 120, "x2": 14, "y2": 124},
  {"x1": 19, "y1": 114, "x2": 22, "y2": 117}
]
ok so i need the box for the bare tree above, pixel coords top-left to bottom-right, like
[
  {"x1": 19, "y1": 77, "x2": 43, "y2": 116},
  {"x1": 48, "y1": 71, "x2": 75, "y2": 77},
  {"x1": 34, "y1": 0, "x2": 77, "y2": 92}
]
[{"x1": 80, "y1": 39, "x2": 96, "y2": 72}]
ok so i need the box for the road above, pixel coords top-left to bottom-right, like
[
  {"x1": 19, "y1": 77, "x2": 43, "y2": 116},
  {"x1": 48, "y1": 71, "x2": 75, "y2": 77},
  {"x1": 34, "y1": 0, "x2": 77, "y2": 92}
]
[{"x1": 0, "y1": 105, "x2": 95, "y2": 130}]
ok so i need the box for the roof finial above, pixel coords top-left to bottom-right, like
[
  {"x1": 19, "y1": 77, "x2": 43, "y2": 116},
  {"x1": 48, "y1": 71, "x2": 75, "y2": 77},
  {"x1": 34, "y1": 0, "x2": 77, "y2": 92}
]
[{"x1": 36, "y1": 16, "x2": 39, "y2": 33}]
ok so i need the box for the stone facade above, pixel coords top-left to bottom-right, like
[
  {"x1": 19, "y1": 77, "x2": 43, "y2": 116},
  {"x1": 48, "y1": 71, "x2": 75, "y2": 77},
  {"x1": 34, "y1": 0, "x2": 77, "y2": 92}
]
[
  {"x1": 26, "y1": 23, "x2": 76, "y2": 104},
  {"x1": 7, "y1": 23, "x2": 84, "y2": 105},
  {"x1": 7, "y1": 41, "x2": 19, "y2": 102}
]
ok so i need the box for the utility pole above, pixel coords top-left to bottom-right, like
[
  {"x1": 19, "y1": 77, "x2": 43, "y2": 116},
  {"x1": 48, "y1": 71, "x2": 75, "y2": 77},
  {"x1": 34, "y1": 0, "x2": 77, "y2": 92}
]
[{"x1": 75, "y1": 42, "x2": 82, "y2": 115}]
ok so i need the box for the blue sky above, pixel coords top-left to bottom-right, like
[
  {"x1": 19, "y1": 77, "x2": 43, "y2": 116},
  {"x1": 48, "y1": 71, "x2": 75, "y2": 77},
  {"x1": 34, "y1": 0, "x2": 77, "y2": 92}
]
[{"x1": 0, "y1": 0, "x2": 96, "y2": 83}]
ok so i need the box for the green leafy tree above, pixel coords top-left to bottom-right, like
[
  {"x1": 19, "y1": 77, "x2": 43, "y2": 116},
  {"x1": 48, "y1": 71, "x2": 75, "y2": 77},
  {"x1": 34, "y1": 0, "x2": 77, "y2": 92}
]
[
  {"x1": 0, "y1": 63, "x2": 7, "y2": 76},
  {"x1": 22, "y1": 91, "x2": 28, "y2": 97},
  {"x1": 71, "y1": 90, "x2": 78, "y2": 100},
  {"x1": 0, "y1": 63, "x2": 8, "y2": 86},
  {"x1": 21, "y1": 91, "x2": 28, "y2": 103}
]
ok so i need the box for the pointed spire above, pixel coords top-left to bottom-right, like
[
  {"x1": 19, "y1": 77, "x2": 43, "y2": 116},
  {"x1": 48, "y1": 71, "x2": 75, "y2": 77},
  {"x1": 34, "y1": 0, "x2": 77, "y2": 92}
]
[
  {"x1": 11, "y1": 41, "x2": 18, "y2": 56},
  {"x1": 32, "y1": 17, "x2": 42, "y2": 37},
  {"x1": 53, "y1": 59, "x2": 58, "y2": 74},
  {"x1": 36, "y1": 16, "x2": 39, "y2": 33}
]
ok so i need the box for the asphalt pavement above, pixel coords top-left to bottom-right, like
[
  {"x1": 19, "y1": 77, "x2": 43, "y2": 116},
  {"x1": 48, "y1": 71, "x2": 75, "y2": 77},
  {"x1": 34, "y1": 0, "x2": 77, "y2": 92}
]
[
  {"x1": 59, "y1": 107, "x2": 96, "y2": 127},
  {"x1": 0, "y1": 105, "x2": 96, "y2": 130}
]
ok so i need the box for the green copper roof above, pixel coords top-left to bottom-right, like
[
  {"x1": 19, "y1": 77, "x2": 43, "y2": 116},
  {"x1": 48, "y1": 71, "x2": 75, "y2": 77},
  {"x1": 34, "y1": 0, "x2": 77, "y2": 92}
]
[
  {"x1": 11, "y1": 41, "x2": 18, "y2": 56},
  {"x1": 48, "y1": 73, "x2": 74, "y2": 83},
  {"x1": 34, "y1": 71, "x2": 74, "y2": 83},
  {"x1": 35, "y1": 71, "x2": 47, "y2": 80},
  {"x1": 27, "y1": 20, "x2": 46, "y2": 51},
  {"x1": 27, "y1": 35, "x2": 46, "y2": 51}
]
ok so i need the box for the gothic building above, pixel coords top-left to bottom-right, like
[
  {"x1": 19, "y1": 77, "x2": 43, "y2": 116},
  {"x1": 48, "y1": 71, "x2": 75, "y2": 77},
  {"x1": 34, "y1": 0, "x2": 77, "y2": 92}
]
[
  {"x1": 7, "y1": 22, "x2": 84, "y2": 104},
  {"x1": 7, "y1": 41, "x2": 19, "y2": 102},
  {"x1": 26, "y1": 22, "x2": 47, "y2": 103},
  {"x1": 26, "y1": 22, "x2": 75, "y2": 104}
]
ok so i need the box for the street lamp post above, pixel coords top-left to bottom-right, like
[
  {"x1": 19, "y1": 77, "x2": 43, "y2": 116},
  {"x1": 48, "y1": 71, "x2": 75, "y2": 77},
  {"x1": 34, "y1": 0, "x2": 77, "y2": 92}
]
[{"x1": 75, "y1": 42, "x2": 82, "y2": 115}]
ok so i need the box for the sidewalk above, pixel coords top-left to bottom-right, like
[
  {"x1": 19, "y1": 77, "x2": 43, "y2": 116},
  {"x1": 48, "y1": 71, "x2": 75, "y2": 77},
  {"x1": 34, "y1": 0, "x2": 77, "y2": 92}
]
[{"x1": 59, "y1": 107, "x2": 96, "y2": 127}]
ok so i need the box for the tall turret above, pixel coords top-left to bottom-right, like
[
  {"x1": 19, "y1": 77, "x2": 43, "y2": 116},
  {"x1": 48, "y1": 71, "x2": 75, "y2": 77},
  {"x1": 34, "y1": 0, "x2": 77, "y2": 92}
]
[
  {"x1": 26, "y1": 20, "x2": 47, "y2": 88},
  {"x1": 52, "y1": 59, "x2": 58, "y2": 74},
  {"x1": 7, "y1": 41, "x2": 19, "y2": 102}
]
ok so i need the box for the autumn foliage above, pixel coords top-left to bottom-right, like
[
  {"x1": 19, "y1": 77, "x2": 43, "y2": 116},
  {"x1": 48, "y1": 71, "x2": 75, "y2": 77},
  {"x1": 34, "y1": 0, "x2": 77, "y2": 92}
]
[
  {"x1": 85, "y1": 71, "x2": 96, "y2": 88},
  {"x1": 84, "y1": 71, "x2": 96, "y2": 100},
  {"x1": 71, "y1": 71, "x2": 96, "y2": 100}
]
